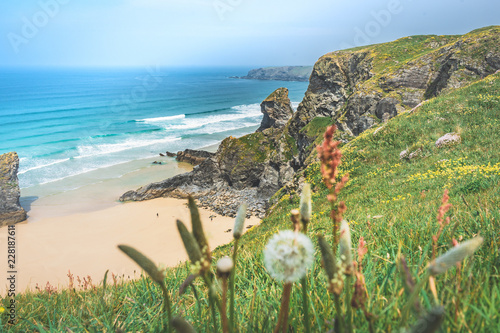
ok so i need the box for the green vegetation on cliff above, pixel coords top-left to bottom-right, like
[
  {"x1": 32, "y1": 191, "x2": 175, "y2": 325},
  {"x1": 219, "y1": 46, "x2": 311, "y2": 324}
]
[{"x1": 3, "y1": 68, "x2": 499, "y2": 332}]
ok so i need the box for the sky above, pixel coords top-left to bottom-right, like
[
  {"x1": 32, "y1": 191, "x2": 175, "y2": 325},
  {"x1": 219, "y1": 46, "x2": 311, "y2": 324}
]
[{"x1": 0, "y1": 0, "x2": 499, "y2": 68}]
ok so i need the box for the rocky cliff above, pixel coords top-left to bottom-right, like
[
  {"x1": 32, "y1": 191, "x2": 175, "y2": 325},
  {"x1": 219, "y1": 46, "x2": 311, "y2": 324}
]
[
  {"x1": 237, "y1": 66, "x2": 313, "y2": 82},
  {"x1": 0, "y1": 152, "x2": 27, "y2": 226},
  {"x1": 120, "y1": 87, "x2": 297, "y2": 218},
  {"x1": 257, "y1": 88, "x2": 294, "y2": 131},
  {"x1": 121, "y1": 26, "x2": 500, "y2": 217}
]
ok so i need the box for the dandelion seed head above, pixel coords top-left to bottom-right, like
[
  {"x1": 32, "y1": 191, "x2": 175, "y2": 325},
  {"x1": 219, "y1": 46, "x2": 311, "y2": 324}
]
[
  {"x1": 216, "y1": 256, "x2": 234, "y2": 275},
  {"x1": 263, "y1": 230, "x2": 314, "y2": 283}
]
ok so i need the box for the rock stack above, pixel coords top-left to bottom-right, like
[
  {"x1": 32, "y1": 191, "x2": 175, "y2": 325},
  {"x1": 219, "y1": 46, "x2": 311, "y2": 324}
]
[{"x1": 0, "y1": 152, "x2": 27, "y2": 226}]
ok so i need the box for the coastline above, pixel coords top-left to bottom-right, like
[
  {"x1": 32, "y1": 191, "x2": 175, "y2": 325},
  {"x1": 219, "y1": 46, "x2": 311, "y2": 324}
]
[
  {"x1": 0, "y1": 197, "x2": 260, "y2": 294},
  {"x1": 0, "y1": 141, "x2": 259, "y2": 295}
]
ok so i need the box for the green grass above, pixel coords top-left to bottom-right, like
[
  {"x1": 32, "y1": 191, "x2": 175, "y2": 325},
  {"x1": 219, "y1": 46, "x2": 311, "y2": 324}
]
[{"x1": 2, "y1": 74, "x2": 499, "y2": 332}]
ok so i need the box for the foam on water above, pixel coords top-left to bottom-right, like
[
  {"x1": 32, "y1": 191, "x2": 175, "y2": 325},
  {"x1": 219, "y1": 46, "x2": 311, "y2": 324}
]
[{"x1": 0, "y1": 67, "x2": 309, "y2": 196}]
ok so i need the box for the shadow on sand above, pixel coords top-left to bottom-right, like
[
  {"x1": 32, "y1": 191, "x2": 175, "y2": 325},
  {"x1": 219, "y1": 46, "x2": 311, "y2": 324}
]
[{"x1": 20, "y1": 196, "x2": 39, "y2": 213}]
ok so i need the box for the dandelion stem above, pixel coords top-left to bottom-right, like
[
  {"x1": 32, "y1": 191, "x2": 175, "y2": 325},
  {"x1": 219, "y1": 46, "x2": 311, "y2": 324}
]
[
  {"x1": 221, "y1": 277, "x2": 230, "y2": 333},
  {"x1": 274, "y1": 282, "x2": 293, "y2": 333},
  {"x1": 230, "y1": 238, "x2": 239, "y2": 332},
  {"x1": 301, "y1": 277, "x2": 312, "y2": 333}
]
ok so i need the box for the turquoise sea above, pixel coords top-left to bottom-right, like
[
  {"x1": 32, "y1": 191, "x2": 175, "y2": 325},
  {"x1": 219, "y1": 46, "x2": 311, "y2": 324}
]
[{"x1": 0, "y1": 67, "x2": 308, "y2": 213}]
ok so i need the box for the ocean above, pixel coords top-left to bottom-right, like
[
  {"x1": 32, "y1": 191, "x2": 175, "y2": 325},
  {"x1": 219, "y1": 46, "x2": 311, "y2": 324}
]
[{"x1": 0, "y1": 67, "x2": 308, "y2": 217}]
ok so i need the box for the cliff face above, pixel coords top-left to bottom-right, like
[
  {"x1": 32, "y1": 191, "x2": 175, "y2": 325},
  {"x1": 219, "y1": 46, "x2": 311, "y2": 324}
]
[
  {"x1": 0, "y1": 152, "x2": 27, "y2": 226},
  {"x1": 257, "y1": 88, "x2": 294, "y2": 131},
  {"x1": 299, "y1": 27, "x2": 500, "y2": 137},
  {"x1": 120, "y1": 87, "x2": 296, "y2": 217},
  {"x1": 121, "y1": 26, "x2": 500, "y2": 217}
]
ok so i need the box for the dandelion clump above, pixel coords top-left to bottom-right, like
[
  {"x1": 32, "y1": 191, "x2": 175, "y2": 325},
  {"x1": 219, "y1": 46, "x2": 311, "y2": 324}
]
[{"x1": 263, "y1": 230, "x2": 314, "y2": 283}]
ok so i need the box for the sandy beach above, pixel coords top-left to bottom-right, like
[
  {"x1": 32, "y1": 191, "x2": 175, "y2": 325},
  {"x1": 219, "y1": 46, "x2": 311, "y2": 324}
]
[{"x1": 0, "y1": 197, "x2": 260, "y2": 294}]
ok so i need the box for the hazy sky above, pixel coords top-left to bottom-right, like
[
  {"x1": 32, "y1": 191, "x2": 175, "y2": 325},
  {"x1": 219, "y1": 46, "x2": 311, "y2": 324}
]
[{"x1": 1, "y1": 0, "x2": 499, "y2": 67}]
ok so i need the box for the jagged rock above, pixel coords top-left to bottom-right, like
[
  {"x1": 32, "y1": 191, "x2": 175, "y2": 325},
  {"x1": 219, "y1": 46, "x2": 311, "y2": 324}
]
[
  {"x1": 436, "y1": 133, "x2": 461, "y2": 148},
  {"x1": 166, "y1": 151, "x2": 177, "y2": 157},
  {"x1": 159, "y1": 153, "x2": 165, "y2": 157},
  {"x1": 120, "y1": 27, "x2": 499, "y2": 218},
  {"x1": 0, "y1": 152, "x2": 27, "y2": 226},
  {"x1": 176, "y1": 149, "x2": 215, "y2": 166},
  {"x1": 257, "y1": 88, "x2": 294, "y2": 132}
]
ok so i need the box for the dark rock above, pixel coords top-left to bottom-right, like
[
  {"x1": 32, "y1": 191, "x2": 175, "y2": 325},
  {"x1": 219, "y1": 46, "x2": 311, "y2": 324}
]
[
  {"x1": 166, "y1": 151, "x2": 177, "y2": 157},
  {"x1": 257, "y1": 88, "x2": 294, "y2": 132},
  {"x1": 176, "y1": 149, "x2": 215, "y2": 166},
  {"x1": 159, "y1": 153, "x2": 165, "y2": 157},
  {"x1": 0, "y1": 152, "x2": 27, "y2": 226}
]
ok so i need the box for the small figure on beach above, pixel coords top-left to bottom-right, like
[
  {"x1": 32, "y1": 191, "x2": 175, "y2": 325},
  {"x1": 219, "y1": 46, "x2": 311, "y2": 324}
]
[
  {"x1": 157, "y1": 213, "x2": 159, "y2": 217},
  {"x1": 209, "y1": 214, "x2": 216, "y2": 221}
]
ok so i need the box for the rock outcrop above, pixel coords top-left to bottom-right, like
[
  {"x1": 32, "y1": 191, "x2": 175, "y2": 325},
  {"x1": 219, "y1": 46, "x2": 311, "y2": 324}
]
[
  {"x1": 176, "y1": 149, "x2": 214, "y2": 166},
  {"x1": 257, "y1": 88, "x2": 294, "y2": 131},
  {"x1": 0, "y1": 152, "x2": 27, "y2": 226},
  {"x1": 237, "y1": 66, "x2": 313, "y2": 82},
  {"x1": 121, "y1": 26, "x2": 500, "y2": 217}
]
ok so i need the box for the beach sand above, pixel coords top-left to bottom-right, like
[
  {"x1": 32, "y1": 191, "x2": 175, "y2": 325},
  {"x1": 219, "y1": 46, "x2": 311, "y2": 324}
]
[{"x1": 0, "y1": 197, "x2": 260, "y2": 294}]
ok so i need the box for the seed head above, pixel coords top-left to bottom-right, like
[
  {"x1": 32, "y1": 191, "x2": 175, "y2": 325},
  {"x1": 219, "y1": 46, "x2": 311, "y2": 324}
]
[
  {"x1": 339, "y1": 220, "x2": 353, "y2": 275},
  {"x1": 263, "y1": 230, "x2": 314, "y2": 283},
  {"x1": 300, "y1": 183, "x2": 312, "y2": 226},
  {"x1": 216, "y1": 256, "x2": 234, "y2": 277},
  {"x1": 429, "y1": 236, "x2": 483, "y2": 275},
  {"x1": 233, "y1": 203, "x2": 247, "y2": 239}
]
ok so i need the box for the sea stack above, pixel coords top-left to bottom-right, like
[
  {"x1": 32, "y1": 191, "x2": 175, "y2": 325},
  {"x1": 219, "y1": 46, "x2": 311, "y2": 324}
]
[
  {"x1": 0, "y1": 152, "x2": 27, "y2": 226},
  {"x1": 257, "y1": 87, "x2": 294, "y2": 132}
]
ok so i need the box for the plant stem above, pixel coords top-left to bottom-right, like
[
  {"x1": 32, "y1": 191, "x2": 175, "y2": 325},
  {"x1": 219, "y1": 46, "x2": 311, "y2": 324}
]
[
  {"x1": 274, "y1": 282, "x2": 293, "y2": 333},
  {"x1": 221, "y1": 277, "x2": 230, "y2": 333},
  {"x1": 401, "y1": 271, "x2": 430, "y2": 325},
  {"x1": 230, "y1": 238, "x2": 239, "y2": 332},
  {"x1": 301, "y1": 277, "x2": 312, "y2": 333},
  {"x1": 160, "y1": 283, "x2": 173, "y2": 333},
  {"x1": 333, "y1": 294, "x2": 345, "y2": 333},
  {"x1": 209, "y1": 293, "x2": 218, "y2": 332},
  {"x1": 345, "y1": 275, "x2": 353, "y2": 333}
]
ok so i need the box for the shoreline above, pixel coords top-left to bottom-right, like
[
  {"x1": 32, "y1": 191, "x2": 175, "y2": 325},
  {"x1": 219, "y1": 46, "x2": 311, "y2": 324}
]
[
  {"x1": 0, "y1": 142, "x2": 260, "y2": 295},
  {"x1": 0, "y1": 197, "x2": 260, "y2": 294},
  {"x1": 20, "y1": 142, "x2": 221, "y2": 223}
]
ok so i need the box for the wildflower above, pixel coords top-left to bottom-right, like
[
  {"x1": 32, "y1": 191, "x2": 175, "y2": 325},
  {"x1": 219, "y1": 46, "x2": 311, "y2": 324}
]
[
  {"x1": 263, "y1": 230, "x2": 314, "y2": 283},
  {"x1": 233, "y1": 203, "x2": 247, "y2": 239},
  {"x1": 0, "y1": 307, "x2": 4, "y2": 313},
  {"x1": 429, "y1": 236, "x2": 483, "y2": 275}
]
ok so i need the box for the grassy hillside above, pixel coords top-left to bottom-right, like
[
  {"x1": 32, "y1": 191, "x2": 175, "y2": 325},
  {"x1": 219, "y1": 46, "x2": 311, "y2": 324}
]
[{"x1": 2, "y1": 70, "x2": 498, "y2": 331}]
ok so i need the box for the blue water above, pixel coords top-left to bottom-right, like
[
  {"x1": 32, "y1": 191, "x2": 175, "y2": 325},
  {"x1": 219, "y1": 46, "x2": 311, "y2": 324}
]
[{"x1": 0, "y1": 67, "x2": 308, "y2": 189}]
